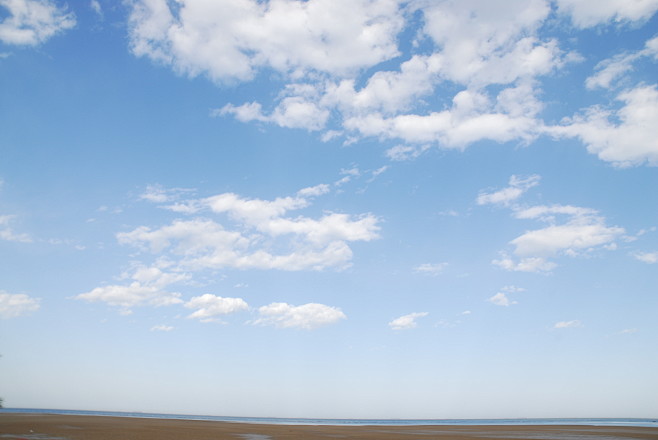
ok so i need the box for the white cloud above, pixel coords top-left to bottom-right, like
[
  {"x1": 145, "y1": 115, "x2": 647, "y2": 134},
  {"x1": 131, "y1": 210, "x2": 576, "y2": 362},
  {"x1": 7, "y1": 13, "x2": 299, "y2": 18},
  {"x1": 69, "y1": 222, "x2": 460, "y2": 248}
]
[
  {"x1": 253, "y1": 302, "x2": 346, "y2": 330},
  {"x1": 0, "y1": 291, "x2": 40, "y2": 318},
  {"x1": 119, "y1": 184, "x2": 379, "y2": 272},
  {"x1": 550, "y1": 85, "x2": 658, "y2": 167},
  {"x1": 342, "y1": 88, "x2": 542, "y2": 149},
  {"x1": 481, "y1": 176, "x2": 625, "y2": 272},
  {"x1": 554, "y1": 319, "x2": 583, "y2": 329},
  {"x1": 0, "y1": 215, "x2": 32, "y2": 243},
  {"x1": 492, "y1": 255, "x2": 557, "y2": 272},
  {"x1": 127, "y1": 0, "x2": 404, "y2": 83},
  {"x1": 76, "y1": 282, "x2": 183, "y2": 314},
  {"x1": 148, "y1": 1, "x2": 574, "y2": 152},
  {"x1": 218, "y1": 97, "x2": 330, "y2": 131},
  {"x1": 487, "y1": 292, "x2": 518, "y2": 306},
  {"x1": 388, "y1": 312, "x2": 428, "y2": 330},
  {"x1": 477, "y1": 174, "x2": 540, "y2": 206},
  {"x1": 556, "y1": 0, "x2": 658, "y2": 27},
  {"x1": 76, "y1": 264, "x2": 187, "y2": 314},
  {"x1": 414, "y1": 263, "x2": 448, "y2": 276},
  {"x1": 510, "y1": 219, "x2": 624, "y2": 258},
  {"x1": 185, "y1": 294, "x2": 249, "y2": 323},
  {"x1": 0, "y1": 0, "x2": 75, "y2": 46},
  {"x1": 634, "y1": 251, "x2": 658, "y2": 264},
  {"x1": 419, "y1": 0, "x2": 561, "y2": 87},
  {"x1": 150, "y1": 324, "x2": 174, "y2": 332},
  {"x1": 586, "y1": 36, "x2": 658, "y2": 90}
]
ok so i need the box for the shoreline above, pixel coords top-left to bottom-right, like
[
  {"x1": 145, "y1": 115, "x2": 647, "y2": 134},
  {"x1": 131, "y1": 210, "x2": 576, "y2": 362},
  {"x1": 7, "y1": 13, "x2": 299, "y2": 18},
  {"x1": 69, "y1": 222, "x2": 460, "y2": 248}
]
[
  {"x1": 2, "y1": 413, "x2": 658, "y2": 440},
  {"x1": 2, "y1": 409, "x2": 656, "y2": 426}
]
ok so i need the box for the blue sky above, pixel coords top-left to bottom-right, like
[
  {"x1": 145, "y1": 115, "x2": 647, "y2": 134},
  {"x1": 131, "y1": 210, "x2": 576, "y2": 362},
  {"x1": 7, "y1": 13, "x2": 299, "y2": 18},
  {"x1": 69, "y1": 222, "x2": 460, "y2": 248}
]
[{"x1": 1, "y1": 0, "x2": 657, "y2": 419}]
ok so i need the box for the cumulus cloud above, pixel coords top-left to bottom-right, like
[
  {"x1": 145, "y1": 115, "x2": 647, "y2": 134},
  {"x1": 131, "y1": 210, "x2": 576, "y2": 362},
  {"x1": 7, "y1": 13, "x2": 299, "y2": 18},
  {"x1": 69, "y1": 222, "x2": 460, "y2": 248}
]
[
  {"x1": 488, "y1": 286, "x2": 523, "y2": 305},
  {"x1": 550, "y1": 85, "x2": 658, "y2": 167},
  {"x1": 341, "y1": 88, "x2": 542, "y2": 149},
  {"x1": 124, "y1": 0, "x2": 657, "y2": 168},
  {"x1": 388, "y1": 312, "x2": 428, "y2": 330},
  {"x1": 497, "y1": 206, "x2": 624, "y2": 271},
  {"x1": 118, "y1": 184, "x2": 380, "y2": 272},
  {"x1": 185, "y1": 294, "x2": 249, "y2": 322},
  {"x1": 127, "y1": 0, "x2": 403, "y2": 83},
  {"x1": 0, "y1": 0, "x2": 75, "y2": 46},
  {"x1": 554, "y1": 319, "x2": 583, "y2": 329},
  {"x1": 76, "y1": 265, "x2": 187, "y2": 314},
  {"x1": 0, "y1": 291, "x2": 40, "y2": 318},
  {"x1": 480, "y1": 176, "x2": 625, "y2": 272},
  {"x1": 487, "y1": 292, "x2": 517, "y2": 306},
  {"x1": 253, "y1": 302, "x2": 346, "y2": 330},
  {"x1": 76, "y1": 282, "x2": 183, "y2": 314}
]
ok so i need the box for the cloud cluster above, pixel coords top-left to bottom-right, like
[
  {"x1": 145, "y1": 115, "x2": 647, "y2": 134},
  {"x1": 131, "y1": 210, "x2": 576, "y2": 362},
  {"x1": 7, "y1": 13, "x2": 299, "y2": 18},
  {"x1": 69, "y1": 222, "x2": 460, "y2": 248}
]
[
  {"x1": 0, "y1": 290, "x2": 40, "y2": 318},
  {"x1": 119, "y1": 184, "x2": 379, "y2": 273},
  {"x1": 126, "y1": 0, "x2": 658, "y2": 166},
  {"x1": 75, "y1": 264, "x2": 186, "y2": 314},
  {"x1": 0, "y1": 0, "x2": 75, "y2": 46},
  {"x1": 479, "y1": 175, "x2": 625, "y2": 272},
  {"x1": 76, "y1": 182, "x2": 376, "y2": 324}
]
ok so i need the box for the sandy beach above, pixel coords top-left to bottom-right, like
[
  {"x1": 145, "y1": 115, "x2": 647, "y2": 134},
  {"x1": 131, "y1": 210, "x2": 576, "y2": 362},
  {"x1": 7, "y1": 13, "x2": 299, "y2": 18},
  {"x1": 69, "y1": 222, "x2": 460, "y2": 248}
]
[{"x1": 1, "y1": 414, "x2": 657, "y2": 440}]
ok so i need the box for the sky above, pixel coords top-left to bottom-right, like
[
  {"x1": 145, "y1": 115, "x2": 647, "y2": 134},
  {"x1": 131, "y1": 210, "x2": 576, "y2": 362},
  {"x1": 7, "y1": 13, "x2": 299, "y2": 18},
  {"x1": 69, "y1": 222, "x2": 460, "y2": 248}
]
[{"x1": 0, "y1": 0, "x2": 657, "y2": 420}]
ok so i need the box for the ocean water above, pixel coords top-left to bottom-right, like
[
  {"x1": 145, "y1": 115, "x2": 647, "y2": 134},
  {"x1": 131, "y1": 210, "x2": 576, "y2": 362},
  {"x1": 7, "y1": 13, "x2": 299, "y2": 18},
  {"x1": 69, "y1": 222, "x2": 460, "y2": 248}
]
[{"x1": 1, "y1": 408, "x2": 657, "y2": 428}]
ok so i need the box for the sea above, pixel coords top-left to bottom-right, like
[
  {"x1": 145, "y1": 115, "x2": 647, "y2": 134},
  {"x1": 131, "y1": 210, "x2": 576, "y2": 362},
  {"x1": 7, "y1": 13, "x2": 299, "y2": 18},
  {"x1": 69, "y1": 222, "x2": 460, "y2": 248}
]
[{"x1": 1, "y1": 408, "x2": 657, "y2": 428}]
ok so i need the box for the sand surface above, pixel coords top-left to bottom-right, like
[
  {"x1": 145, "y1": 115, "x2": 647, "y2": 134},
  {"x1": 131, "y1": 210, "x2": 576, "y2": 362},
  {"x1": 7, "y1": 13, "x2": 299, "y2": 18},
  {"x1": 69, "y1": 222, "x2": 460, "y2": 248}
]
[{"x1": 1, "y1": 414, "x2": 657, "y2": 440}]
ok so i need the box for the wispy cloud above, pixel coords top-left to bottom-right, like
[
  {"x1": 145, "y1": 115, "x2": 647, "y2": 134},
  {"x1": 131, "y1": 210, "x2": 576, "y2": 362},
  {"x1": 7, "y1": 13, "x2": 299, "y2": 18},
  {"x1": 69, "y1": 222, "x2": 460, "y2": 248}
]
[
  {"x1": 554, "y1": 320, "x2": 583, "y2": 329},
  {"x1": 150, "y1": 324, "x2": 174, "y2": 332},
  {"x1": 633, "y1": 251, "x2": 658, "y2": 264},
  {"x1": 414, "y1": 262, "x2": 448, "y2": 276}
]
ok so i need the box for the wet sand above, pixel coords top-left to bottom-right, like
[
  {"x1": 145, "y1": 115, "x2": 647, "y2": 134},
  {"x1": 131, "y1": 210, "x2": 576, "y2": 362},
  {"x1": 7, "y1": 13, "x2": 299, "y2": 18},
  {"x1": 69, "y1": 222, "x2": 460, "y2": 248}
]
[{"x1": 1, "y1": 413, "x2": 657, "y2": 440}]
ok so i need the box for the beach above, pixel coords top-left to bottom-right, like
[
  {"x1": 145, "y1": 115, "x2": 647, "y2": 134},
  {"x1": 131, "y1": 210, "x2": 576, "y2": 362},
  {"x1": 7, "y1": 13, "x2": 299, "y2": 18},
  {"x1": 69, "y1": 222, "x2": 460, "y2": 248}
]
[{"x1": 1, "y1": 414, "x2": 657, "y2": 440}]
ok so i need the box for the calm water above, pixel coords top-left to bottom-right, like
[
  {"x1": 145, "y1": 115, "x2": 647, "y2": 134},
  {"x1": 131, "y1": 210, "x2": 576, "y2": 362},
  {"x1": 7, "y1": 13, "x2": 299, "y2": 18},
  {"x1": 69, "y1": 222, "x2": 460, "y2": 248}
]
[{"x1": 1, "y1": 408, "x2": 657, "y2": 428}]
